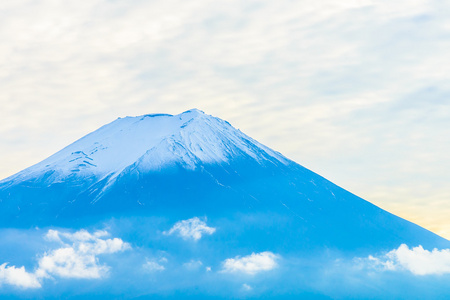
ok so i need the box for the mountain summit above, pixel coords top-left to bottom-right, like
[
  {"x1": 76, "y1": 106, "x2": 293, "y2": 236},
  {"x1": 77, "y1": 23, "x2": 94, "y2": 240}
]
[
  {"x1": 3, "y1": 109, "x2": 287, "y2": 187},
  {"x1": 0, "y1": 109, "x2": 448, "y2": 253}
]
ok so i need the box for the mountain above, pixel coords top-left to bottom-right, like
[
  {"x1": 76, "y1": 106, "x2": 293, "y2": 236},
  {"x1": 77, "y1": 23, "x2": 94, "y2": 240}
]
[
  {"x1": 0, "y1": 109, "x2": 449, "y2": 299},
  {"x1": 0, "y1": 109, "x2": 289, "y2": 225},
  {"x1": 0, "y1": 109, "x2": 447, "y2": 251}
]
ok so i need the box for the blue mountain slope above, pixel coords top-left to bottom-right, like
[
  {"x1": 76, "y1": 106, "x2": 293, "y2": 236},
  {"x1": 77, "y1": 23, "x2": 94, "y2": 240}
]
[{"x1": 0, "y1": 109, "x2": 448, "y2": 253}]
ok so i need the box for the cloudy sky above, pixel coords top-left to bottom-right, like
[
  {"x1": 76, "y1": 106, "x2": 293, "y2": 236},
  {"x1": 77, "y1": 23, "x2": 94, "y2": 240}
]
[{"x1": 0, "y1": 0, "x2": 449, "y2": 238}]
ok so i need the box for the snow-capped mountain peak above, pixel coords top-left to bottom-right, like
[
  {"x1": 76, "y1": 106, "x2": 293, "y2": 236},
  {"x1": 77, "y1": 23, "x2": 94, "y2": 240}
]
[{"x1": 2, "y1": 109, "x2": 288, "y2": 185}]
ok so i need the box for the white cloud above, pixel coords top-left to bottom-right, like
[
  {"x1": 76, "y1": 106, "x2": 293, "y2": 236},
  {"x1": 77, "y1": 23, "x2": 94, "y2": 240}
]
[
  {"x1": 221, "y1": 252, "x2": 279, "y2": 275},
  {"x1": 366, "y1": 244, "x2": 450, "y2": 275},
  {"x1": 241, "y1": 283, "x2": 252, "y2": 291},
  {"x1": 0, "y1": 264, "x2": 41, "y2": 289},
  {"x1": 38, "y1": 247, "x2": 106, "y2": 279},
  {"x1": 164, "y1": 217, "x2": 216, "y2": 241},
  {"x1": 143, "y1": 260, "x2": 165, "y2": 272},
  {"x1": 0, "y1": 229, "x2": 130, "y2": 289},
  {"x1": 143, "y1": 256, "x2": 168, "y2": 272},
  {"x1": 37, "y1": 229, "x2": 130, "y2": 279},
  {"x1": 183, "y1": 259, "x2": 203, "y2": 270},
  {"x1": 45, "y1": 229, "x2": 62, "y2": 242}
]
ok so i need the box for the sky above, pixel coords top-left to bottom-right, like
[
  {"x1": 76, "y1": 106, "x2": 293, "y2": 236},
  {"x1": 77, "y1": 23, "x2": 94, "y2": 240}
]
[{"x1": 0, "y1": 0, "x2": 449, "y2": 238}]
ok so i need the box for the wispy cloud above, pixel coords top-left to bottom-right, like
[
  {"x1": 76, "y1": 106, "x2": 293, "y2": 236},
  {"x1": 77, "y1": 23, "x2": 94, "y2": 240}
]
[
  {"x1": 143, "y1": 258, "x2": 167, "y2": 272},
  {"x1": 164, "y1": 217, "x2": 216, "y2": 241},
  {"x1": 221, "y1": 252, "x2": 279, "y2": 275},
  {"x1": 183, "y1": 259, "x2": 203, "y2": 271}
]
